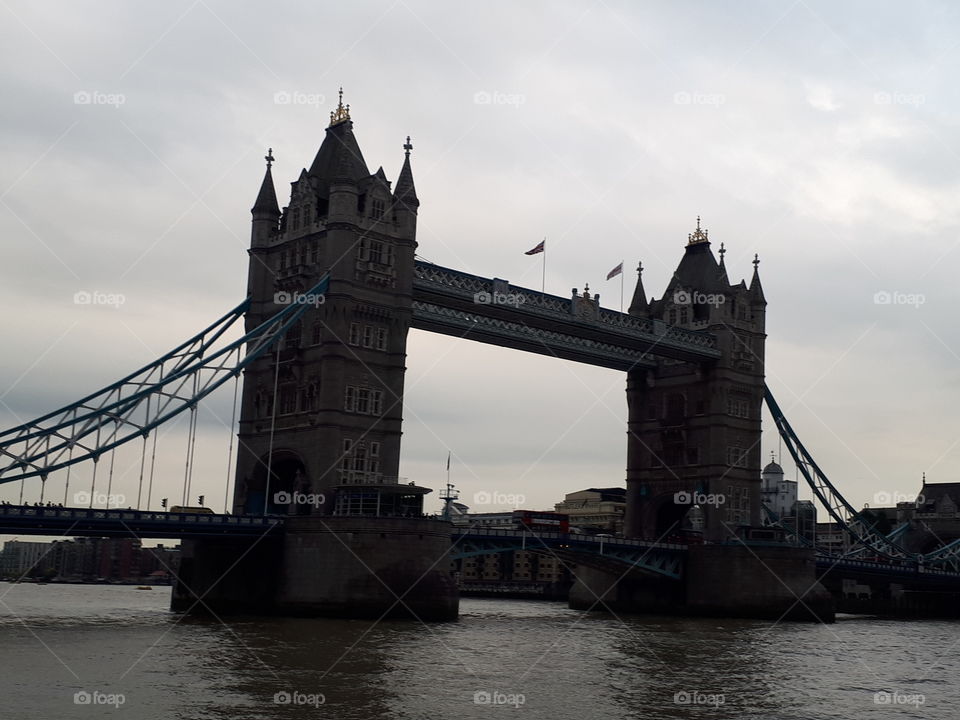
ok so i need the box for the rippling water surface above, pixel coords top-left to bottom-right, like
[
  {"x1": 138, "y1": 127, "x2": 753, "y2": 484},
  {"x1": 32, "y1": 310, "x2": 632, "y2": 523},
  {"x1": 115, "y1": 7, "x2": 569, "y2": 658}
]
[{"x1": 0, "y1": 582, "x2": 952, "y2": 719}]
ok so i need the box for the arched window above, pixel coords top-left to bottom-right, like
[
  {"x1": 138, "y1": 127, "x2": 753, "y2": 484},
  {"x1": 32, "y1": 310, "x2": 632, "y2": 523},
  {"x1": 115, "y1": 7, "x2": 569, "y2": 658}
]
[{"x1": 665, "y1": 393, "x2": 685, "y2": 424}]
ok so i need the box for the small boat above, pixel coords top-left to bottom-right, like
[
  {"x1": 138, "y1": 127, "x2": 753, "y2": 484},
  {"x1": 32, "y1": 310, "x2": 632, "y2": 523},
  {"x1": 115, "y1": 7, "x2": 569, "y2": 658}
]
[{"x1": 135, "y1": 585, "x2": 153, "y2": 590}]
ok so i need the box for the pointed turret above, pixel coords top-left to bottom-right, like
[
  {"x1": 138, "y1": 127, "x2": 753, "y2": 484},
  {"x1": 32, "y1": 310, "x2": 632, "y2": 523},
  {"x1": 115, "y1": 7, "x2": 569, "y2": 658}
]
[
  {"x1": 252, "y1": 148, "x2": 280, "y2": 219},
  {"x1": 663, "y1": 217, "x2": 726, "y2": 299},
  {"x1": 717, "y1": 242, "x2": 729, "y2": 285},
  {"x1": 395, "y1": 136, "x2": 419, "y2": 209},
  {"x1": 628, "y1": 262, "x2": 649, "y2": 316},
  {"x1": 749, "y1": 253, "x2": 766, "y2": 305},
  {"x1": 308, "y1": 88, "x2": 370, "y2": 186}
]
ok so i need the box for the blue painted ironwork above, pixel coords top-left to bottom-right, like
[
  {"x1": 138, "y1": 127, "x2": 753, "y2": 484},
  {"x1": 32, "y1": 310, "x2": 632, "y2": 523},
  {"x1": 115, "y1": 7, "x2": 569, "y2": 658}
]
[
  {"x1": 411, "y1": 260, "x2": 721, "y2": 368},
  {"x1": 765, "y1": 386, "x2": 960, "y2": 573},
  {"x1": 0, "y1": 503, "x2": 282, "y2": 538},
  {"x1": 451, "y1": 528, "x2": 685, "y2": 579},
  {"x1": 0, "y1": 275, "x2": 329, "y2": 483}
]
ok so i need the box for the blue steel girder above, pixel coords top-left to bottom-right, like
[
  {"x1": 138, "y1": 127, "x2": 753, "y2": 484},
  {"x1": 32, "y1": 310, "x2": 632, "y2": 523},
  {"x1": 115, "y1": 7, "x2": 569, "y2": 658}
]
[
  {"x1": 451, "y1": 530, "x2": 686, "y2": 580},
  {"x1": 411, "y1": 261, "x2": 720, "y2": 369},
  {"x1": 764, "y1": 385, "x2": 960, "y2": 573},
  {"x1": 0, "y1": 275, "x2": 329, "y2": 483}
]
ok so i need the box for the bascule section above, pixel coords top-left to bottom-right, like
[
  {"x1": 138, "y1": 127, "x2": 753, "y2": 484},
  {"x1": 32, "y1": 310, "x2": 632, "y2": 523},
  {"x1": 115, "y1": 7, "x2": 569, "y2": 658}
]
[
  {"x1": 623, "y1": 220, "x2": 767, "y2": 544},
  {"x1": 233, "y1": 92, "x2": 429, "y2": 521}
]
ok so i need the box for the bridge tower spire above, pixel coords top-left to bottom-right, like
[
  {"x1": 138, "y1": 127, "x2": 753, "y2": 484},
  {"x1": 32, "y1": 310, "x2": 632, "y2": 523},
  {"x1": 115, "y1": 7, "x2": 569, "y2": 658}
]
[
  {"x1": 628, "y1": 261, "x2": 649, "y2": 316},
  {"x1": 625, "y1": 221, "x2": 767, "y2": 542},
  {"x1": 232, "y1": 95, "x2": 427, "y2": 519}
]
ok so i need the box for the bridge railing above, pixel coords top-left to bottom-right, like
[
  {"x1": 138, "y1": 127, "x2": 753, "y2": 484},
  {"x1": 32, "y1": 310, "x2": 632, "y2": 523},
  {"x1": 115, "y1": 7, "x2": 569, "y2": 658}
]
[
  {"x1": 0, "y1": 505, "x2": 279, "y2": 528},
  {"x1": 412, "y1": 261, "x2": 719, "y2": 355},
  {"x1": 454, "y1": 527, "x2": 687, "y2": 551}
]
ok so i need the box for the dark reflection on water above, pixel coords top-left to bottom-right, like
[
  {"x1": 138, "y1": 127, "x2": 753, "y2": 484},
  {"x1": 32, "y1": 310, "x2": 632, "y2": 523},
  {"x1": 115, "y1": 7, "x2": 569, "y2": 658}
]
[{"x1": 0, "y1": 583, "x2": 951, "y2": 719}]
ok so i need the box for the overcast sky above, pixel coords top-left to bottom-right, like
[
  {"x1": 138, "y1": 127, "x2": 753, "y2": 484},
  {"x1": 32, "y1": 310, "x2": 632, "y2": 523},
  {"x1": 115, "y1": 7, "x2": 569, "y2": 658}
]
[{"x1": 2, "y1": 0, "x2": 959, "y2": 525}]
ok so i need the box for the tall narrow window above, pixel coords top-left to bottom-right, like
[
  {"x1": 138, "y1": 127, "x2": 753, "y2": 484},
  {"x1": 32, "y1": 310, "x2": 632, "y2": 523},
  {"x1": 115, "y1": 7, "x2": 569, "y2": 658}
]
[
  {"x1": 348, "y1": 323, "x2": 361, "y2": 346},
  {"x1": 356, "y1": 388, "x2": 370, "y2": 415},
  {"x1": 375, "y1": 327, "x2": 388, "y2": 351},
  {"x1": 362, "y1": 326, "x2": 374, "y2": 348}
]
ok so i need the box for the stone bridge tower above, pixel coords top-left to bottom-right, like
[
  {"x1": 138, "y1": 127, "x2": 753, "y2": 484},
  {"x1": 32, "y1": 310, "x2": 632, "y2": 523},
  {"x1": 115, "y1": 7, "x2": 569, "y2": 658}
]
[
  {"x1": 232, "y1": 92, "x2": 426, "y2": 517},
  {"x1": 624, "y1": 220, "x2": 766, "y2": 542}
]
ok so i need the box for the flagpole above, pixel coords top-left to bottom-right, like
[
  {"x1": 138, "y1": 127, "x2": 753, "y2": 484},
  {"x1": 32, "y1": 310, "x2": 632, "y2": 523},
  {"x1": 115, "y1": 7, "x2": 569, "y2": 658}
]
[
  {"x1": 541, "y1": 237, "x2": 546, "y2": 294},
  {"x1": 620, "y1": 261, "x2": 624, "y2": 313}
]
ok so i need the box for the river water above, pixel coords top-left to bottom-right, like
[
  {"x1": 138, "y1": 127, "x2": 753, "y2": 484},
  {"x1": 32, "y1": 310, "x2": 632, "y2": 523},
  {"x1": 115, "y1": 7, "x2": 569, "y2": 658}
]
[{"x1": 0, "y1": 582, "x2": 950, "y2": 719}]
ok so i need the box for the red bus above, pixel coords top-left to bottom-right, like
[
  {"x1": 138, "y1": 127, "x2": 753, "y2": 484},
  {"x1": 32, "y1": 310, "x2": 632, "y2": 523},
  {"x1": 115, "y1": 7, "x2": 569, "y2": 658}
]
[{"x1": 512, "y1": 510, "x2": 570, "y2": 533}]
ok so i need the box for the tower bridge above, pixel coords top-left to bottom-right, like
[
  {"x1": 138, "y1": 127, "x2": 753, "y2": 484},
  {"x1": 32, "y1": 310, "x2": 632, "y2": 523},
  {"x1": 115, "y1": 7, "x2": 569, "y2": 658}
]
[{"x1": 4, "y1": 92, "x2": 960, "y2": 621}]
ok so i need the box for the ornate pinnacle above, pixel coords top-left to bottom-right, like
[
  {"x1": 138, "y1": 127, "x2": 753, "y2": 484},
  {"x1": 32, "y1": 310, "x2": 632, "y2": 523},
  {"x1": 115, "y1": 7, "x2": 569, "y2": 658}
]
[
  {"x1": 329, "y1": 87, "x2": 351, "y2": 126},
  {"x1": 687, "y1": 215, "x2": 709, "y2": 245}
]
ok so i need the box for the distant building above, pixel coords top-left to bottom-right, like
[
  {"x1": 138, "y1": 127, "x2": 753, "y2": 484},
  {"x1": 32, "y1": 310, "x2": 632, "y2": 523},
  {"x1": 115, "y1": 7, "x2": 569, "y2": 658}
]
[
  {"x1": 760, "y1": 458, "x2": 796, "y2": 523},
  {"x1": 554, "y1": 487, "x2": 626, "y2": 534},
  {"x1": 454, "y1": 511, "x2": 516, "y2": 529},
  {"x1": 791, "y1": 500, "x2": 817, "y2": 545},
  {"x1": 0, "y1": 541, "x2": 51, "y2": 577},
  {"x1": 816, "y1": 522, "x2": 851, "y2": 555},
  {"x1": 0, "y1": 538, "x2": 180, "y2": 582},
  {"x1": 915, "y1": 481, "x2": 960, "y2": 516}
]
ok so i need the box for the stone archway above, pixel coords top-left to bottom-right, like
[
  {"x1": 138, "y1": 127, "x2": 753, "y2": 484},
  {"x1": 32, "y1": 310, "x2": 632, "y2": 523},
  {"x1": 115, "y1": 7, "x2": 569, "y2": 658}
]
[{"x1": 246, "y1": 450, "x2": 309, "y2": 514}]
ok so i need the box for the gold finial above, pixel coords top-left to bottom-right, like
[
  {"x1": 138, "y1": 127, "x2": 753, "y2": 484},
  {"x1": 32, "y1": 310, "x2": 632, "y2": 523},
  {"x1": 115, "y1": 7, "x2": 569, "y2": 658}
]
[
  {"x1": 403, "y1": 135, "x2": 412, "y2": 158},
  {"x1": 687, "y1": 215, "x2": 709, "y2": 245},
  {"x1": 329, "y1": 87, "x2": 351, "y2": 126},
  {"x1": 265, "y1": 148, "x2": 274, "y2": 169}
]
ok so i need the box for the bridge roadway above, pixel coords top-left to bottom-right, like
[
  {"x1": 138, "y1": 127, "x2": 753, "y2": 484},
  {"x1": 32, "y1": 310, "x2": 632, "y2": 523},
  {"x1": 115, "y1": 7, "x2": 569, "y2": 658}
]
[
  {"x1": 410, "y1": 261, "x2": 722, "y2": 371},
  {"x1": 3, "y1": 504, "x2": 960, "y2": 585},
  {"x1": 451, "y1": 527, "x2": 688, "y2": 579},
  {"x1": 0, "y1": 504, "x2": 281, "y2": 539}
]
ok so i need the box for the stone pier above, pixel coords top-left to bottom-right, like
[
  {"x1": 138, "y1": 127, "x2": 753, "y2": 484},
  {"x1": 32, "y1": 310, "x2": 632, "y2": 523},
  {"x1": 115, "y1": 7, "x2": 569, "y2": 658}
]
[{"x1": 171, "y1": 517, "x2": 458, "y2": 620}]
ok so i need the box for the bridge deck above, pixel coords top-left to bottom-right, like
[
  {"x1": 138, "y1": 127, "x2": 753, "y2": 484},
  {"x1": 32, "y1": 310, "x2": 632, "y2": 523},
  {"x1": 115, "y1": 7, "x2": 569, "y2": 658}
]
[
  {"x1": 0, "y1": 505, "x2": 282, "y2": 539},
  {"x1": 411, "y1": 261, "x2": 721, "y2": 370}
]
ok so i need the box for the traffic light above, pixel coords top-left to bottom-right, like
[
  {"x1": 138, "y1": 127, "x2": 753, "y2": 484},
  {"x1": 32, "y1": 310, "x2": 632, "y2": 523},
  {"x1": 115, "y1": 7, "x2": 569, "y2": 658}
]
[
  {"x1": 161, "y1": 498, "x2": 168, "y2": 509},
  {"x1": 198, "y1": 495, "x2": 205, "y2": 506}
]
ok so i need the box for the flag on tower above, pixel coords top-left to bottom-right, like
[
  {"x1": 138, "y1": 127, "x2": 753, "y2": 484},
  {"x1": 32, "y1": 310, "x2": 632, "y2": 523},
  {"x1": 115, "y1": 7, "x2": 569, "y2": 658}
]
[
  {"x1": 524, "y1": 240, "x2": 545, "y2": 255},
  {"x1": 606, "y1": 262, "x2": 623, "y2": 280}
]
